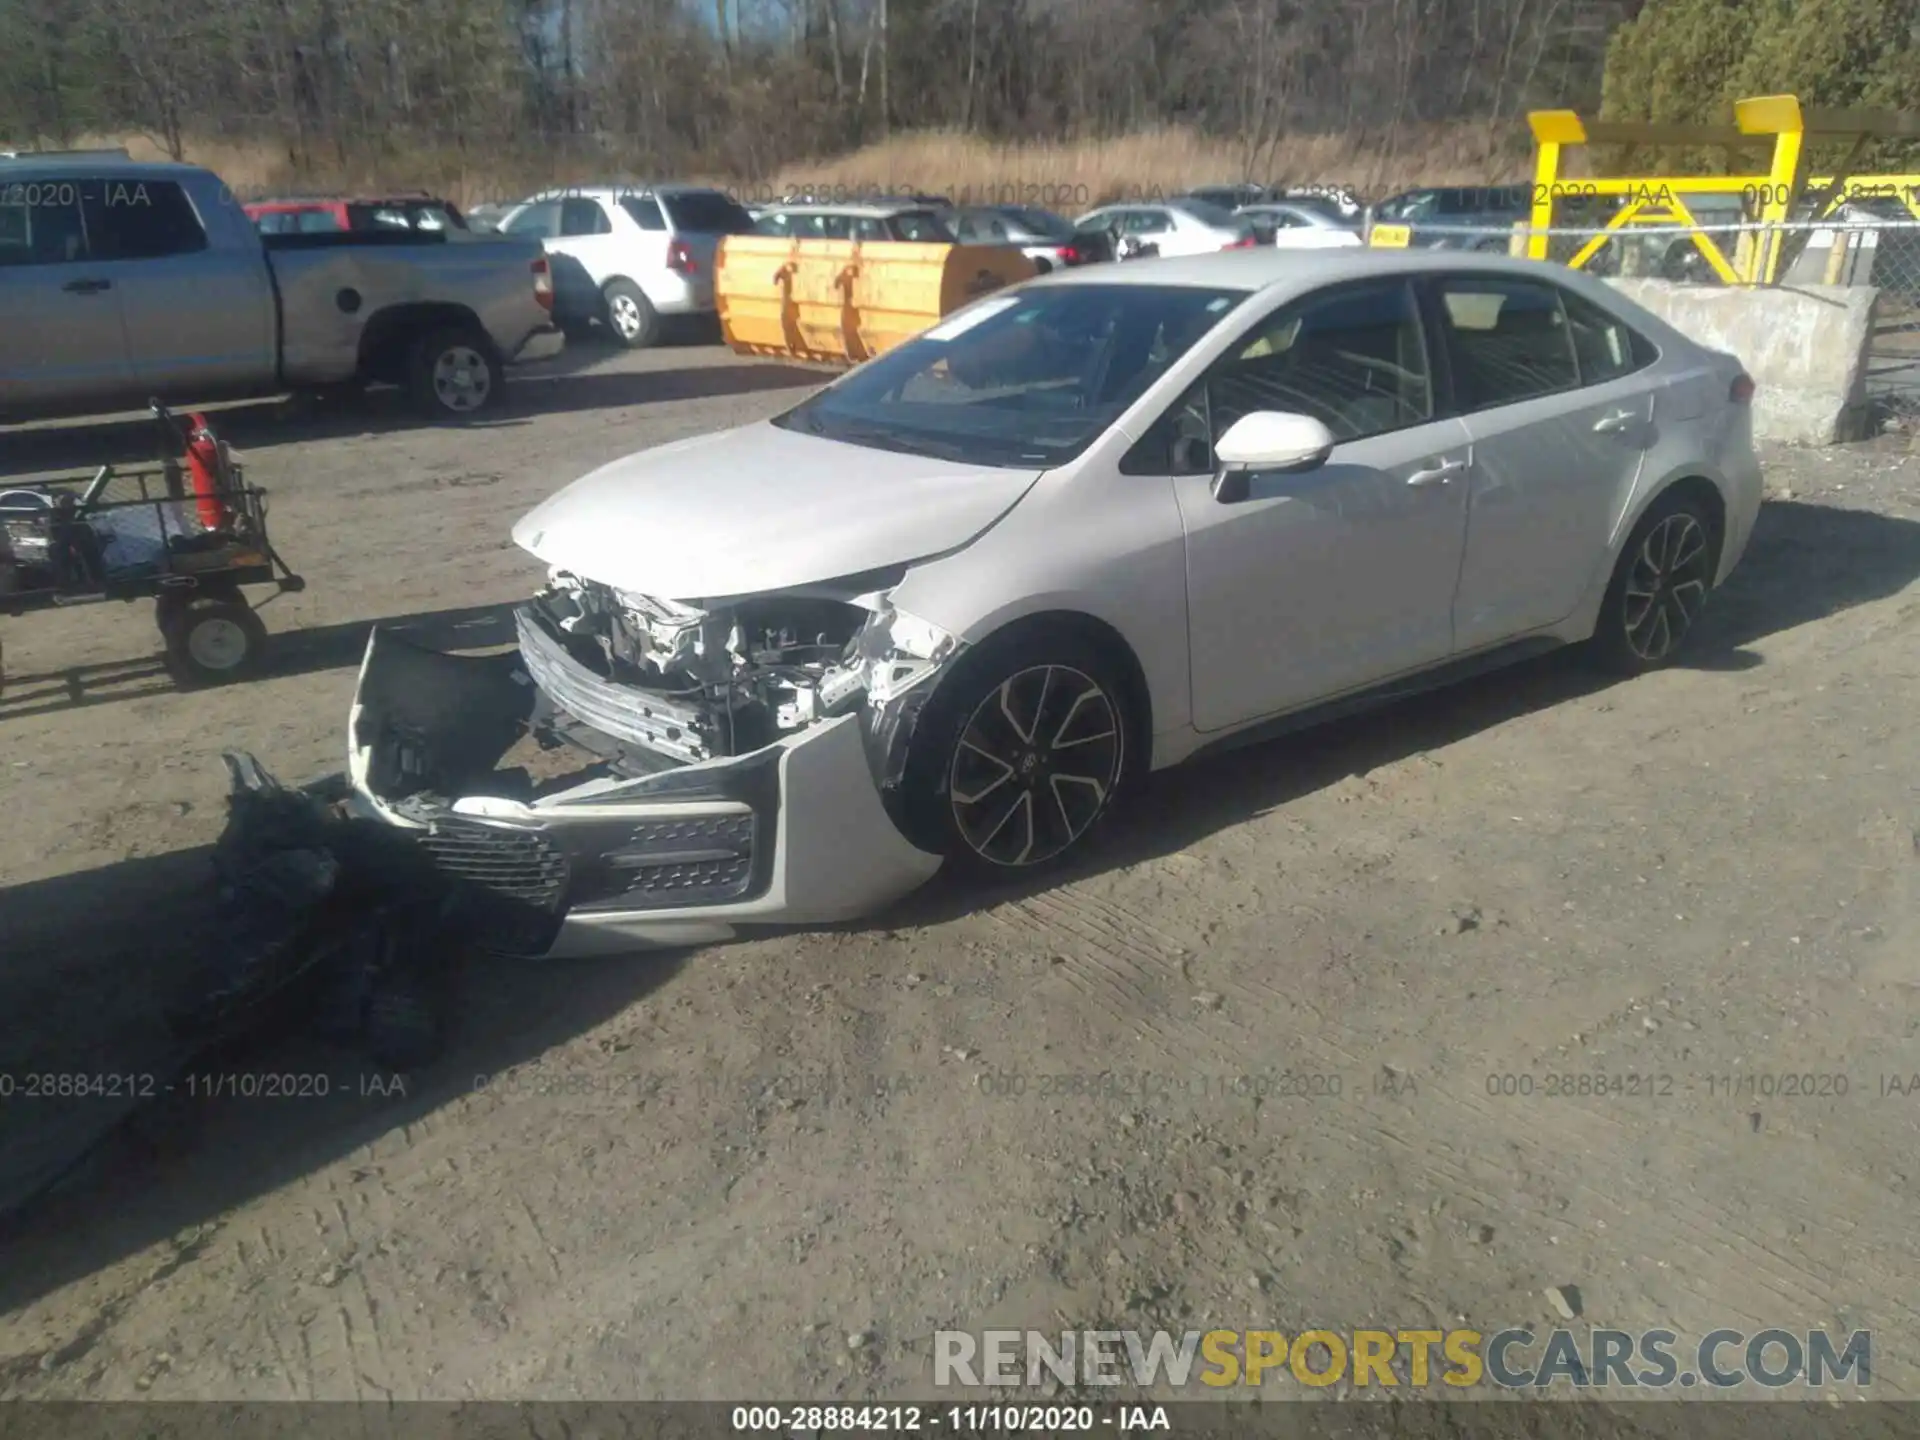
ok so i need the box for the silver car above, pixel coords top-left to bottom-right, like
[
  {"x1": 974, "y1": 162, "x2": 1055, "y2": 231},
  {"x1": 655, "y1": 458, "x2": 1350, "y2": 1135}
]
[{"x1": 347, "y1": 249, "x2": 1763, "y2": 956}]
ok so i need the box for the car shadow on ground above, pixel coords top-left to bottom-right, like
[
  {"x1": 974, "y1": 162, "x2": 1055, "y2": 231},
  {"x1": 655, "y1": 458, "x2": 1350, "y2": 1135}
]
[
  {"x1": 0, "y1": 352, "x2": 826, "y2": 481},
  {"x1": 0, "y1": 499, "x2": 1916, "y2": 1319},
  {"x1": 0, "y1": 603, "x2": 517, "y2": 722}
]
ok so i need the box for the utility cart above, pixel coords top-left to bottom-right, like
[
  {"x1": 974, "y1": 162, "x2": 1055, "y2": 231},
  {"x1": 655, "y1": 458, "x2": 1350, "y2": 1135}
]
[{"x1": 0, "y1": 402, "x2": 305, "y2": 692}]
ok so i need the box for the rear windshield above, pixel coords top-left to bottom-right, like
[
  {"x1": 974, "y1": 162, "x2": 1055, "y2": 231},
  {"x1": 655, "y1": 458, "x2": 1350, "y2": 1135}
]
[
  {"x1": 662, "y1": 191, "x2": 757, "y2": 234},
  {"x1": 1007, "y1": 207, "x2": 1074, "y2": 240}
]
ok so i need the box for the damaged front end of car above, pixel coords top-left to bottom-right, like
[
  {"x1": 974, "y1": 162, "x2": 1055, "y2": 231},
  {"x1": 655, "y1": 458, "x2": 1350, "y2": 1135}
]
[{"x1": 344, "y1": 568, "x2": 960, "y2": 956}]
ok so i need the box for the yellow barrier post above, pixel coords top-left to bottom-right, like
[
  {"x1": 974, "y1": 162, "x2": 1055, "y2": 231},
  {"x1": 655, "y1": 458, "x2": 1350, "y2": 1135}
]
[
  {"x1": 1732, "y1": 96, "x2": 1812, "y2": 282},
  {"x1": 1521, "y1": 108, "x2": 1777, "y2": 281},
  {"x1": 1736, "y1": 96, "x2": 1920, "y2": 275}
]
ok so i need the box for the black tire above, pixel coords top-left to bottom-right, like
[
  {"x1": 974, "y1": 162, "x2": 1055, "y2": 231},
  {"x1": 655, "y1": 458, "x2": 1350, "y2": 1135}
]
[
  {"x1": 404, "y1": 324, "x2": 503, "y2": 419},
  {"x1": 164, "y1": 595, "x2": 268, "y2": 686},
  {"x1": 362, "y1": 977, "x2": 444, "y2": 1073},
  {"x1": 1473, "y1": 237, "x2": 1509, "y2": 253},
  {"x1": 1586, "y1": 490, "x2": 1720, "y2": 676},
  {"x1": 898, "y1": 623, "x2": 1140, "y2": 882},
  {"x1": 601, "y1": 279, "x2": 660, "y2": 348}
]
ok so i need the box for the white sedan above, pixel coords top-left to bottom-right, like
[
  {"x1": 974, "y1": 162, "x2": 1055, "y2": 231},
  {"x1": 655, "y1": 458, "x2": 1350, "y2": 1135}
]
[
  {"x1": 346, "y1": 249, "x2": 1763, "y2": 956},
  {"x1": 1072, "y1": 198, "x2": 1257, "y2": 258},
  {"x1": 1234, "y1": 201, "x2": 1365, "y2": 248}
]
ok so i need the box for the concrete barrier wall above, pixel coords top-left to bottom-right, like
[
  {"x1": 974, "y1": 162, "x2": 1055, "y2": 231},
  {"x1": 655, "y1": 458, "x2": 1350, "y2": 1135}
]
[{"x1": 1603, "y1": 278, "x2": 1879, "y2": 445}]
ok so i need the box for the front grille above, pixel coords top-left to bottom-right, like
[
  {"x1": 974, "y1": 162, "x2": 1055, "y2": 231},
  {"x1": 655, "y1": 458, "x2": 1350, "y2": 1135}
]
[
  {"x1": 576, "y1": 810, "x2": 756, "y2": 909},
  {"x1": 417, "y1": 817, "x2": 570, "y2": 909}
]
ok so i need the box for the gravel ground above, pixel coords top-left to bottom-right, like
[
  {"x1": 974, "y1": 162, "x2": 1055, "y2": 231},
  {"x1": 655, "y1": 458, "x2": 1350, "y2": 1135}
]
[{"x1": 1, "y1": 341, "x2": 1918, "y2": 1401}]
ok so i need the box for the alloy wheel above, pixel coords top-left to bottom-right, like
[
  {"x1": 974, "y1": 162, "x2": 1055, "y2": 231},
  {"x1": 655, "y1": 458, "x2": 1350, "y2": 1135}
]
[
  {"x1": 610, "y1": 295, "x2": 643, "y2": 339},
  {"x1": 948, "y1": 664, "x2": 1124, "y2": 867},
  {"x1": 432, "y1": 346, "x2": 492, "y2": 411},
  {"x1": 1622, "y1": 513, "x2": 1711, "y2": 663}
]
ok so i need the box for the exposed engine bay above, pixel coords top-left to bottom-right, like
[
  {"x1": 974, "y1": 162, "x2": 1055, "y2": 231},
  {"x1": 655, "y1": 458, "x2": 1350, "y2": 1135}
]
[{"x1": 518, "y1": 569, "x2": 957, "y2": 771}]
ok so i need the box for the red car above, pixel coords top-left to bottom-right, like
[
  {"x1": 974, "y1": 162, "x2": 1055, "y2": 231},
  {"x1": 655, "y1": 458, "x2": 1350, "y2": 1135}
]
[{"x1": 244, "y1": 193, "x2": 467, "y2": 235}]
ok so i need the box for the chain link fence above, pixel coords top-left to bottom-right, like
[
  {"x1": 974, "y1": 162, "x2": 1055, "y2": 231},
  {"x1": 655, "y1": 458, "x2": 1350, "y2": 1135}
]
[{"x1": 1379, "y1": 216, "x2": 1920, "y2": 419}]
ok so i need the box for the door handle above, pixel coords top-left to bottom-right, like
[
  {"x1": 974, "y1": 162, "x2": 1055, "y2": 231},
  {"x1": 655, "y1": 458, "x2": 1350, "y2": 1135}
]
[
  {"x1": 62, "y1": 278, "x2": 112, "y2": 294},
  {"x1": 1406, "y1": 458, "x2": 1467, "y2": 488},
  {"x1": 1593, "y1": 408, "x2": 1638, "y2": 434}
]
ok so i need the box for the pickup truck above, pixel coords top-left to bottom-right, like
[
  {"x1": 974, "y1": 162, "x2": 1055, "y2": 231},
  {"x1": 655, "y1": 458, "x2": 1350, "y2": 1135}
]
[{"x1": 0, "y1": 153, "x2": 564, "y2": 422}]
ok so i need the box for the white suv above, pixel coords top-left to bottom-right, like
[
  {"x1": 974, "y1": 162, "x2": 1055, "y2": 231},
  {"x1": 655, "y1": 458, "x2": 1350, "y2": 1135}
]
[{"x1": 499, "y1": 185, "x2": 757, "y2": 346}]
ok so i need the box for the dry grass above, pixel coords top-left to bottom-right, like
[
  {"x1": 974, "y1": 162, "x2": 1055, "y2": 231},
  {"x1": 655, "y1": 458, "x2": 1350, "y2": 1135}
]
[
  {"x1": 753, "y1": 124, "x2": 1528, "y2": 206},
  {"x1": 69, "y1": 121, "x2": 1530, "y2": 208}
]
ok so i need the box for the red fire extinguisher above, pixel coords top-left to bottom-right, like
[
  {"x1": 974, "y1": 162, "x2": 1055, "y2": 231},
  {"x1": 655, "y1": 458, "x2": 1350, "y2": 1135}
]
[{"x1": 182, "y1": 413, "x2": 231, "y2": 531}]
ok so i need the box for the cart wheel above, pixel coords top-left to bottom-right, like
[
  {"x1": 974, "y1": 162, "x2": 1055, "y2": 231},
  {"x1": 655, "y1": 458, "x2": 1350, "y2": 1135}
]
[{"x1": 164, "y1": 596, "x2": 269, "y2": 686}]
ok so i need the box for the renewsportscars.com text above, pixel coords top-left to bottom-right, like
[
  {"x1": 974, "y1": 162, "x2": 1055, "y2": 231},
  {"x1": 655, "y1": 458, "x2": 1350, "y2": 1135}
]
[{"x1": 934, "y1": 1327, "x2": 1872, "y2": 1390}]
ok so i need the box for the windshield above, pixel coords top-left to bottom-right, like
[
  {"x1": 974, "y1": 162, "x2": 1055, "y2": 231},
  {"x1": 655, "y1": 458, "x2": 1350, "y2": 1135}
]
[{"x1": 771, "y1": 284, "x2": 1247, "y2": 468}]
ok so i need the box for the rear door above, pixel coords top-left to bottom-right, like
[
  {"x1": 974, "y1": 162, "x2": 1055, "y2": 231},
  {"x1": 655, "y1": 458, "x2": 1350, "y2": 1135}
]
[
  {"x1": 0, "y1": 175, "x2": 136, "y2": 413},
  {"x1": 85, "y1": 177, "x2": 276, "y2": 402},
  {"x1": 1431, "y1": 273, "x2": 1661, "y2": 650},
  {"x1": 550, "y1": 196, "x2": 622, "y2": 286}
]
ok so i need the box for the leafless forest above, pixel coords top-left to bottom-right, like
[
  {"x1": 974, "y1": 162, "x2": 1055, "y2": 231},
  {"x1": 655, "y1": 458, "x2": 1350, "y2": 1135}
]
[{"x1": 0, "y1": 0, "x2": 1638, "y2": 190}]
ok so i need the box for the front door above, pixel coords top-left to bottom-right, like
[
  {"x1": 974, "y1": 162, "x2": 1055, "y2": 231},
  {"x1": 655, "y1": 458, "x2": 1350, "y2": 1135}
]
[{"x1": 1168, "y1": 277, "x2": 1474, "y2": 731}]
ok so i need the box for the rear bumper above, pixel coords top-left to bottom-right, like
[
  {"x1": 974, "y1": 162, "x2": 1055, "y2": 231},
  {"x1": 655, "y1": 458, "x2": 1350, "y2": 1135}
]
[
  {"x1": 646, "y1": 273, "x2": 713, "y2": 316},
  {"x1": 344, "y1": 626, "x2": 944, "y2": 958}
]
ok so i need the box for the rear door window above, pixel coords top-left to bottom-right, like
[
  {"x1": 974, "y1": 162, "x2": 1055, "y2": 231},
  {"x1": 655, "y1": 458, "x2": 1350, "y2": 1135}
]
[
  {"x1": 1560, "y1": 288, "x2": 1659, "y2": 384},
  {"x1": 1432, "y1": 276, "x2": 1580, "y2": 410},
  {"x1": 297, "y1": 208, "x2": 344, "y2": 233},
  {"x1": 560, "y1": 198, "x2": 612, "y2": 236},
  {"x1": 82, "y1": 180, "x2": 208, "y2": 260},
  {"x1": 619, "y1": 196, "x2": 666, "y2": 231}
]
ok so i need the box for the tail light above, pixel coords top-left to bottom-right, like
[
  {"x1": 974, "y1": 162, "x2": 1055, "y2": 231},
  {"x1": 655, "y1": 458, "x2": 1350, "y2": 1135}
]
[
  {"x1": 530, "y1": 256, "x2": 553, "y2": 311},
  {"x1": 1057, "y1": 245, "x2": 1082, "y2": 265},
  {"x1": 1222, "y1": 234, "x2": 1256, "y2": 250},
  {"x1": 668, "y1": 239, "x2": 697, "y2": 274},
  {"x1": 1730, "y1": 372, "x2": 1755, "y2": 404}
]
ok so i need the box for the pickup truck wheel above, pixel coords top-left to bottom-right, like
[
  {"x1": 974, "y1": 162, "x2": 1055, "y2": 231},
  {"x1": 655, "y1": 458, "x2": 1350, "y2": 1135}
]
[
  {"x1": 602, "y1": 280, "x2": 660, "y2": 348},
  {"x1": 407, "y1": 326, "x2": 502, "y2": 418}
]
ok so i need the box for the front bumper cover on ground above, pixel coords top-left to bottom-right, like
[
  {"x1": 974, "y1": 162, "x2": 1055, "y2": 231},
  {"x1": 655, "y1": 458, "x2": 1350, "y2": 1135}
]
[{"x1": 345, "y1": 627, "x2": 945, "y2": 958}]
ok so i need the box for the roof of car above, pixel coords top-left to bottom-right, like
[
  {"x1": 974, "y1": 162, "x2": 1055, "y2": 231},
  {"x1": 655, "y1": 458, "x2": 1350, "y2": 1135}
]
[
  {"x1": 1029, "y1": 246, "x2": 1604, "y2": 292},
  {"x1": 763, "y1": 201, "x2": 943, "y2": 218},
  {"x1": 0, "y1": 154, "x2": 208, "y2": 182},
  {"x1": 524, "y1": 183, "x2": 733, "y2": 202},
  {"x1": 247, "y1": 194, "x2": 449, "y2": 208}
]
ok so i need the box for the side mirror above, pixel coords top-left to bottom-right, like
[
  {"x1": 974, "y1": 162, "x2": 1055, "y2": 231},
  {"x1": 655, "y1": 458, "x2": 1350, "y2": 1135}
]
[{"x1": 1210, "y1": 411, "x2": 1336, "y2": 502}]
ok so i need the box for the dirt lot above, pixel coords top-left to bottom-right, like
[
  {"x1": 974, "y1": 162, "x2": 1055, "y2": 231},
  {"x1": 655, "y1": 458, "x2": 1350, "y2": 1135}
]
[{"x1": 2, "y1": 341, "x2": 1919, "y2": 1402}]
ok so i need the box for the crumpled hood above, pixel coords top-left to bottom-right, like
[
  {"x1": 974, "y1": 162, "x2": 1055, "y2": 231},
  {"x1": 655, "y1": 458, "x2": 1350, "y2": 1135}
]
[{"x1": 512, "y1": 422, "x2": 1042, "y2": 600}]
